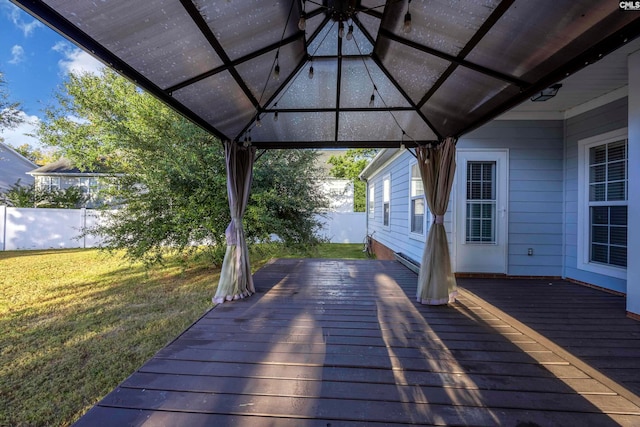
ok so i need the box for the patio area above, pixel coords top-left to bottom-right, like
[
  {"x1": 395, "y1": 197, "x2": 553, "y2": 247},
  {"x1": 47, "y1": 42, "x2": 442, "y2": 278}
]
[{"x1": 73, "y1": 258, "x2": 640, "y2": 426}]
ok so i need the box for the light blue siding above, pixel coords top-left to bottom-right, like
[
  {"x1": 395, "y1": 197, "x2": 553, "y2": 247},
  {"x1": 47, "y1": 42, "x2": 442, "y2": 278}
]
[
  {"x1": 460, "y1": 120, "x2": 564, "y2": 276},
  {"x1": 367, "y1": 120, "x2": 564, "y2": 276},
  {"x1": 563, "y1": 98, "x2": 628, "y2": 293}
]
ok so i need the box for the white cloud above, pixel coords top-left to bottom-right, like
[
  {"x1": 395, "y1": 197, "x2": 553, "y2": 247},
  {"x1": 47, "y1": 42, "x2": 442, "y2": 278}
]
[
  {"x1": 8, "y1": 45, "x2": 25, "y2": 64},
  {"x1": 1, "y1": 0, "x2": 43, "y2": 37},
  {"x1": 0, "y1": 111, "x2": 42, "y2": 148},
  {"x1": 52, "y1": 41, "x2": 104, "y2": 76}
]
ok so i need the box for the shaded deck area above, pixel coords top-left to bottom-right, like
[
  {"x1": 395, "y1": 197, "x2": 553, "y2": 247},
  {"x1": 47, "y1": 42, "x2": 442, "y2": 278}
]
[{"x1": 75, "y1": 259, "x2": 640, "y2": 426}]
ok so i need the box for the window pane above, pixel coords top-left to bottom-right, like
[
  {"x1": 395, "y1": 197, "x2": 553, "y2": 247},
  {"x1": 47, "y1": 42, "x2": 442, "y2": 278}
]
[
  {"x1": 383, "y1": 178, "x2": 390, "y2": 202},
  {"x1": 411, "y1": 198, "x2": 424, "y2": 234},
  {"x1": 607, "y1": 161, "x2": 626, "y2": 181},
  {"x1": 589, "y1": 183, "x2": 605, "y2": 201},
  {"x1": 481, "y1": 219, "x2": 494, "y2": 242},
  {"x1": 610, "y1": 226, "x2": 627, "y2": 246},
  {"x1": 590, "y1": 145, "x2": 606, "y2": 165},
  {"x1": 589, "y1": 164, "x2": 605, "y2": 183},
  {"x1": 608, "y1": 140, "x2": 626, "y2": 161},
  {"x1": 610, "y1": 206, "x2": 627, "y2": 226},
  {"x1": 591, "y1": 206, "x2": 608, "y2": 225},
  {"x1": 411, "y1": 164, "x2": 424, "y2": 197},
  {"x1": 591, "y1": 225, "x2": 608, "y2": 244},
  {"x1": 607, "y1": 181, "x2": 626, "y2": 201},
  {"x1": 591, "y1": 243, "x2": 608, "y2": 264},
  {"x1": 383, "y1": 202, "x2": 390, "y2": 226},
  {"x1": 609, "y1": 246, "x2": 627, "y2": 267}
]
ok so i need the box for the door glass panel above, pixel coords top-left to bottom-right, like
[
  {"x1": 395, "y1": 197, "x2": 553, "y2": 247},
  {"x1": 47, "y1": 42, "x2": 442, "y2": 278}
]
[{"x1": 466, "y1": 161, "x2": 496, "y2": 243}]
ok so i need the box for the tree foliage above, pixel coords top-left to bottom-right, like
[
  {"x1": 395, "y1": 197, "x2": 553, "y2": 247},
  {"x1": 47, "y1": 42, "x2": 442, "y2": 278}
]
[
  {"x1": 8, "y1": 143, "x2": 60, "y2": 165},
  {"x1": 0, "y1": 71, "x2": 23, "y2": 139},
  {"x1": 1, "y1": 181, "x2": 87, "y2": 208},
  {"x1": 37, "y1": 69, "x2": 328, "y2": 264},
  {"x1": 327, "y1": 149, "x2": 377, "y2": 212}
]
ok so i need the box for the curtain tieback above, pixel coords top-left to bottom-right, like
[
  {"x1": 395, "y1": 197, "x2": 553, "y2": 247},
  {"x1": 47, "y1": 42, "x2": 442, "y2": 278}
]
[
  {"x1": 434, "y1": 215, "x2": 444, "y2": 224},
  {"x1": 225, "y1": 217, "x2": 243, "y2": 245}
]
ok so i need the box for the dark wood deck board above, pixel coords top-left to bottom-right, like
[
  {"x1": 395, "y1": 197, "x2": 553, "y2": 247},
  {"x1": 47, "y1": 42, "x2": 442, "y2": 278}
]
[{"x1": 73, "y1": 259, "x2": 640, "y2": 426}]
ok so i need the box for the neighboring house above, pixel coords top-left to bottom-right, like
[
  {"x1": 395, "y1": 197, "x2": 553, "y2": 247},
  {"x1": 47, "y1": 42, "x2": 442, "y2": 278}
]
[
  {"x1": 0, "y1": 141, "x2": 36, "y2": 192},
  {"x1": 360, "y1": 41, "x2": 639, "y2": 316},
  {"x1": 27, "y1": 158, "x2": 116, "y2": 208}
]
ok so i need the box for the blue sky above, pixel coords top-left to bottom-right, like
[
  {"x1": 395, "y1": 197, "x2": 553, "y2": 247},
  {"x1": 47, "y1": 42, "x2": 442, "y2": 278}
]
[{"x1": 0, "y1": 0, "x2": 102, "y2": 148}]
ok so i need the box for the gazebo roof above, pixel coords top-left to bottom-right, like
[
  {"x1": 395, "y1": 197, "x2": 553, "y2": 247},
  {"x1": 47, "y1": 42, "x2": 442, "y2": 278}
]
[{"x1": 12, "y1": 0, "x2": 640, "y2": 148}]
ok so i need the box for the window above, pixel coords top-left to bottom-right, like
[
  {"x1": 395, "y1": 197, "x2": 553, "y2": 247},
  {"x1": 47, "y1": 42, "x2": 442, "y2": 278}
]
[
  {"x1": 368, "y1": 183, "x2": 375, "y2": 219},
  {"x1": 383, "y1": 175, "x2": 390, "y2": 227},
  {"x1": 577, "y1": 128, "x2": 627, "y2": 278},
  {"x1": 38, "y1": 176, "x2": 60, "y2": 191},
  {"x1": 465, "y1": 161, "x2": 496, "y2": 243},
  {"x1": 588, "y1": 139, "x2": 627, "y2": 267},
  {"x1": 410, "y1": 162, "x2": 425, "y2": 235}
]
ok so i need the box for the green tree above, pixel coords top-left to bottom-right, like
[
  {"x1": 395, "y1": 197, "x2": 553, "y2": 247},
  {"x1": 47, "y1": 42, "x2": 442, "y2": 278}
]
[
  {"x1": 0, "y1": 71, "x2": 23, "y2": 140},
  {"x1": 1, "y1": 181, "x2": 87, "y2": 208},
  {"x1": 37, "y1": 69, "x2": 327, "y2": 264},
  {"x1": 8, "y1": 143, "x2": 60, "y2": 165},
  {"x1": 327, "y1": 149, "x2": 377, "y2": 212}
]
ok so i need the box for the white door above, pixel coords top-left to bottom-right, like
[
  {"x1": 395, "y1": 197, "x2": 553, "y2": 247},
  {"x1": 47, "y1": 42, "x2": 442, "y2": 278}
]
[{"x1": 455, "y1": 150, "x2": 508, "y2": 273}]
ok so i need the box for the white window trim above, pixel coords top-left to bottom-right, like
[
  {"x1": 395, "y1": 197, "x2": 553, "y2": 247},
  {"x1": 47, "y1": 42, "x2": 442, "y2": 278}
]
[
  {"x1": 368, "y1": 183, "x2": 375, "y2": 219},
  {"x1": 408, "y1": 160, "x2": 427, "y2": 241},
  {"x1": 577, "y1": 127, "x2": 627, "y2": 280},
  {"x1": 382, "y1": 174, "x2": 391, "y2": 229}
]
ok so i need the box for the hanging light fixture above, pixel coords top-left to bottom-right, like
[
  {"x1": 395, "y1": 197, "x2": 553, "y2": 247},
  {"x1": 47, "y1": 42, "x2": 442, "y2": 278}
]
[
  {"x1": 298, "y1": 0, "x2": 306, "y2": 31},
  {"x1": 273, "y1": 103, "x2": 279, "y2": 122},
  {"x1": 530, "y1": 83, "x2": 562, "y2": 102},
  {"x1": 346, "y1": 24, "x2": 354, "y2": 41},
  {"x1": 273, "y1": 51, "x2": 280, "y2": 81},
  {"x1": 403, "y1": 0, "x2": 412, "y2": 34},
  {"x1": 298, "y1": 13, "x2": 306, "y2": 31},
  {"x1": 308, "y1": 60, "x2": 314, "y2": 79},
  {"x1": 369, "y1": 87, "x2": 376, "y2": 108},
  {"x1": 338, "y1": 21, "x2": 345, "y2": 38}
]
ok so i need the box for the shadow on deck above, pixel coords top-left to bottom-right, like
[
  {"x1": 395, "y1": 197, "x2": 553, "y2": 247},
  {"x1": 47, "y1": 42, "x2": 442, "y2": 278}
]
[{"x1": 74, "y1": 259, "x2": 640, "y2": 426}]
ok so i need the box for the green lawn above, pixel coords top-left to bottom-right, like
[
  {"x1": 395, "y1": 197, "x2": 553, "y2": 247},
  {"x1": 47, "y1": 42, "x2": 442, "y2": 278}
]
[{"x1": 0, "y1": 243, "x2": 366, "y2": 427}]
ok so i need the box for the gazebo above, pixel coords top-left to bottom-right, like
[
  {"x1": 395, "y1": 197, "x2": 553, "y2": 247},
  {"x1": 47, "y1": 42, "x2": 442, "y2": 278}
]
[{"x1": 11, "y1": 1, "x2": 640, "y2": 306}]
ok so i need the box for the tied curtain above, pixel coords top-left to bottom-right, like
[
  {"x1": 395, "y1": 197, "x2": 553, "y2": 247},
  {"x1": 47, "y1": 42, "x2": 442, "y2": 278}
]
[
  {"x1": 213, "y1": 141, "x2": 256, "y2": 304},
  {"x1": 416, "y1": 137, "x2": 458, "y2": 305}
]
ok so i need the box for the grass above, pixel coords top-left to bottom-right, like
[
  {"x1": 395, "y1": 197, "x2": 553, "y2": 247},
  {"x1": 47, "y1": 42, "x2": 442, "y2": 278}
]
[{"x1": 0, "y1": 243, "x2": 366, "y2": 427}]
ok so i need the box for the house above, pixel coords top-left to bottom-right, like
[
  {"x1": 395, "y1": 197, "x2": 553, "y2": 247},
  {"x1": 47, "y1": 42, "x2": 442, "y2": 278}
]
[
  {"x1": 0, "y1": 141, "x2": 36, "y2": 192},
  {"x1": 27, "y1": 158, "x2": 116, "y2": 208},
  {"x1": 360, "y1": 38, "x2": 640, "y2": 318}
]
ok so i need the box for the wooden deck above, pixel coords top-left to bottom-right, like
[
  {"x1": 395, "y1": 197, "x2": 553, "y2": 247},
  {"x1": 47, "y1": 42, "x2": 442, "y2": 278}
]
[{"x1": 74, "y1": 259, "x2": 640, "y2": 426}]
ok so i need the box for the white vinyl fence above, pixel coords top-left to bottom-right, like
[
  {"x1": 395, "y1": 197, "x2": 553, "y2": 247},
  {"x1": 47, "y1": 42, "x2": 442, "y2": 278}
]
[
  {"x1": 0, "y1": 206, "x2": 106, "y2": 251},
  {"x1": 0, "y1": 206, "x2": 366, "y2": 251}
]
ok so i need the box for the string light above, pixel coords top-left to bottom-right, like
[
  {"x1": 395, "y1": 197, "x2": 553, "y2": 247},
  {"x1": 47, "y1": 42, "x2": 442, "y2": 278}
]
[
  {"x1": 273, "y1": 103, "x2": 279, "y2": 122},
  {"x1": 346, "y1": 24, "x2": 354, "y2": 41},
  {"x1": 256, "y1": 114, "x2": 262, "y2": 127},
  {"x1": 338, "y1": 21, "x2": 345, "y2": 38},
  {"x1": 298, "y1": 1, "x2": 306, "y2": 31},
  {"x1": 403, "y1": 0, "x2": 412, "y2": 34},
  {"x1": 308, "y1": 62, "x2": 314, "y2": 79},
  {"x1": 369, "y1": 85, "x2": 377, "y2": 108}
]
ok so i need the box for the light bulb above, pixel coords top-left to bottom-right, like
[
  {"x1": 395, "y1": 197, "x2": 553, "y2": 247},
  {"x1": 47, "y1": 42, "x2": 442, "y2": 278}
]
[
  {"x1": 338, "y1": 22, "x2": 345, "y2": 39},
  {"x1": 274, "y1": 111, "x2": 278, "y2": 122},
  {"x1": 346, "y1": 25, "x2": 353, "y2": 41},
  {"x1": 298, "y1": 14, "x2": 306, "y2": 31},
  {"x1": 256, "y1": 116, "x2": 262, "y2": 127},
  {"x1": 273, "y1": 63, "x2": 280, "y2": 81},
  {"x1": 369, "y1": 93, "x2": 375, "y2": 108},
  {"x1": 403, "y1": 12, "x2": 412, "y2": 34},
  {"x1": 308, "y1": 65, "x2": 314, "y2": 79}
]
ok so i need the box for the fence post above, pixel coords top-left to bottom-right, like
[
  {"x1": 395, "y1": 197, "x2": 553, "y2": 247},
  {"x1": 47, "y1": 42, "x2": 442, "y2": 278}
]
[
  {"x1": 80, "y1": 207, "x2": 86, "y2": 249},
  {"x1": 0, "y1": 205, "x2": 5, "y2": 251}
]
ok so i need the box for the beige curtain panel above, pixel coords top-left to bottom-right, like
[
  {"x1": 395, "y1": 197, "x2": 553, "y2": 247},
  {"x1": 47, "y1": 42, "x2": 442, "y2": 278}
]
[
  {"x1": 213, "y1": 141, "x2": 256, "y2": 304},
  {"x1": 415, "y1": 137, "x2": 458, "y2": 305}
]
